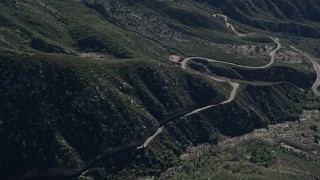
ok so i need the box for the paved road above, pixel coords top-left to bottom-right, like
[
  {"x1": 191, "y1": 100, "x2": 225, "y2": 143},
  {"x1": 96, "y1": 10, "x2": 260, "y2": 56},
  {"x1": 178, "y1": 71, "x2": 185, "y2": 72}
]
[{"x1": 290, "y1": 46, "x2": 320, "y2": 96}]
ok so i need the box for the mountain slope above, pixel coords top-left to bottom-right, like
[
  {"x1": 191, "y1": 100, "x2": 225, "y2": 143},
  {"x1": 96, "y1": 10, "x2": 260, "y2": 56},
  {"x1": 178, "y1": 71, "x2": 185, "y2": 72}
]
[
  {"x1": 199, "y1": 0, "x2": 320, "y2": 37},
  {"x1": 0, "y1": 50, "x2": 228, "y2": 178},
  {"x1": 0, "y1": 0, "x2": 320, "y2": 179}
]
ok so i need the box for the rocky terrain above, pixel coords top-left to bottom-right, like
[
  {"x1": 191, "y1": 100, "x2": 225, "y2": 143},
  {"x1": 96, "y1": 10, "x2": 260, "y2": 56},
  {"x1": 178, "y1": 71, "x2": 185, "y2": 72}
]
[{"x1": 160, "y1": 110, "x2": 320, "y2": 179}]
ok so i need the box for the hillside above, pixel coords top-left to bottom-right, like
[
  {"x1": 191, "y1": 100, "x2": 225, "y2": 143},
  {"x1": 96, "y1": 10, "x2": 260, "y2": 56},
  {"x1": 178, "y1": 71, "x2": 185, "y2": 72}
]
[
  {"x1": 201, "y1": 0, "x2": 320, "y2": 38},
  {"x1": 0, "y1": 50, "x2": 230, "y2": 178},
  {"x1": 0, "y1": 0, "x2": 320, "y2": 179}
]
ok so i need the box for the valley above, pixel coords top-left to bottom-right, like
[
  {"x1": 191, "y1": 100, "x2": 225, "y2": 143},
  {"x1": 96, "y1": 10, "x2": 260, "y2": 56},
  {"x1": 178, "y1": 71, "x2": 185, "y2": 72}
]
[{"x1": 161, "y1": 110, "x2": 320, "y2": 179}]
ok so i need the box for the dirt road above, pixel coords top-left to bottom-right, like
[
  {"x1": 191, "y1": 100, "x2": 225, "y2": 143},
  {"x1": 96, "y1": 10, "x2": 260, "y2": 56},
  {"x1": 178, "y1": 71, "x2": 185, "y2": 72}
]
[
  {"x1": 290, "y1": 46, "x2": 320, "y2": 96},
  {"x1": 137, "y1": 127, "x2": 164, "y2": 149},
  {"x1": 179, "y1": 37, "x2": 281, "y2": 118},
  {"x1": 181, "y1": 37, "x2": 281, "y2": 70},
  {"x1": 35, "y1": 14, "x2": 318, "y2": 179},
  {"x1": 213, "y1": 14, "x2": 255, "y2": 37},
  {"x1": 142, "y1": 14, "x2": 283, "y2": 148}
]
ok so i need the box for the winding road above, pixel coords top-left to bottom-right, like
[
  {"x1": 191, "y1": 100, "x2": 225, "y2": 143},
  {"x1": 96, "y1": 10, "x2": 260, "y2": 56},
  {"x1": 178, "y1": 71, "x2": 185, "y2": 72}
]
[
  {"x1": 142, "y1": 15, "x2": 282, "y2": 148},
  {"x1": 127, "y1": 14, "x2": 320, "y2": 177},
  {"x1": 181, "y1": 37, "x2": 281, "y2": 70},
  {"x1": 138, "y1": 13, "x2": 320, "y2": 152},
  {"x1": 179, "y1": 37, "x2": 281, "y2": 119},
  {"x1": 290, "y1": 46, "x2": 320, "y2": 96},
  {"x1": 36, "y1": 14, "x2": 320, "y2": 179}
]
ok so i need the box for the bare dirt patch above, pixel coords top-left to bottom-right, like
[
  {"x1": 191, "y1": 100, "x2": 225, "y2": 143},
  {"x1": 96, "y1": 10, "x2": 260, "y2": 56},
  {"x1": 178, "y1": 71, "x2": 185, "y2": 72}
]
[{"x1": 168, "y1": 55, "x2": 181, "y2": 63}]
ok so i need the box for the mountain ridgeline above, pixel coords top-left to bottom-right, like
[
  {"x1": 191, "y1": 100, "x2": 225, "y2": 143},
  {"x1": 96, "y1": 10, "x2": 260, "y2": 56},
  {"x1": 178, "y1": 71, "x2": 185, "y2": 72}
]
[{"x1": 198, "y1": 0, "x2": 320, "y2": 37}]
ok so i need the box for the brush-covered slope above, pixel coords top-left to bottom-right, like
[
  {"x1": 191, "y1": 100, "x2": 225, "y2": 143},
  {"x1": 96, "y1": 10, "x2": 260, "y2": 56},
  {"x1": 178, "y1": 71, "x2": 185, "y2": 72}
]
[
  {"x1": 1, "y1": 0, "x2": 320, "y2": 57},
  {"x1": 0, "y1": 50, "x2": 226, "y2": 179},
  {"x1": 95, "y1": 82, "x2": 306, "y2": 179},
  {"x1": 0, "y1": 0, "x2": 272, "y2": 59},
  {"x1": 199, "y1": 0, "x2": 320, "y2": 37},
  {"x1": 0, "y1": 0, "x2": 319, "y2": 179}
]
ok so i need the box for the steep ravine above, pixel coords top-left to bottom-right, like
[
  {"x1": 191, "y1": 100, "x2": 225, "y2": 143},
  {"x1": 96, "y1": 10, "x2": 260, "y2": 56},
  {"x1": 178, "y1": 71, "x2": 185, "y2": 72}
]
[{"x1": 94, "y1": 82, "x2": 306, "y2": 179}]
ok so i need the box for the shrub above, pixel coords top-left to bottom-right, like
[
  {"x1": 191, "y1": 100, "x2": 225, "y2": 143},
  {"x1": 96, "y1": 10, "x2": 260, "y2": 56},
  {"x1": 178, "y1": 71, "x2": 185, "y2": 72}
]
[{"x1": 68, "y1": 25, "x2": 133, "y2": 58}]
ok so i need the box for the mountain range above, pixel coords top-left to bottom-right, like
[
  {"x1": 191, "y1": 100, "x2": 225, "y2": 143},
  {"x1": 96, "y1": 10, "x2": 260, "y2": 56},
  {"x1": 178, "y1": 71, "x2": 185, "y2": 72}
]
[{"x1": 0, "y1": 0, "x2": 320, "y2": 179}]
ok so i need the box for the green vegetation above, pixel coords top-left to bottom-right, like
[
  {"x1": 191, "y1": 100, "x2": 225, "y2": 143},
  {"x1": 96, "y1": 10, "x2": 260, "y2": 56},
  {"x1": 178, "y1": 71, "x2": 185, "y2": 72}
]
[
  {"x1": 208, "y1": 64, "x2": 316, "y2": 88},
  {"x1": 0, "y1": 0, "x2": 320, "y2": 179},
  {"x1": 249, "y1": 146, "x2": 276, "y2": 167},
  {"x1": 68, "y1": 25, "x2": 133, "y2": 58},
  {"x1": 167, "y1": 143, "x2": 320, "y2": 180},
  {"x1": 94, "y1": 81, "x2": 306, "y2": 179},
  {"x1": 310, "y1": 124, "x2": 319, "y2": 132},
  {"x1": 0, "y1": 49, "x2": 225, "y2": 179},
  {"x1": 241, "y1": 35, "x2": 275, "y2": 43},
  {"x1": 201, "y1": 0, "x2": 320, "y2": 38}
]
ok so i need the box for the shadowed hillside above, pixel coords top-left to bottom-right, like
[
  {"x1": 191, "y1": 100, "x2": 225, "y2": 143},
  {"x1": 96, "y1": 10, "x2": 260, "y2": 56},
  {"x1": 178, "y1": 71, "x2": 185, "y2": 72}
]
[
  {"x1": 0, "y1": 0, "x2": 320, "y2": 179},
  {"x1": 199, "y1": 0, "x2": 320, "y2": 37}
]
